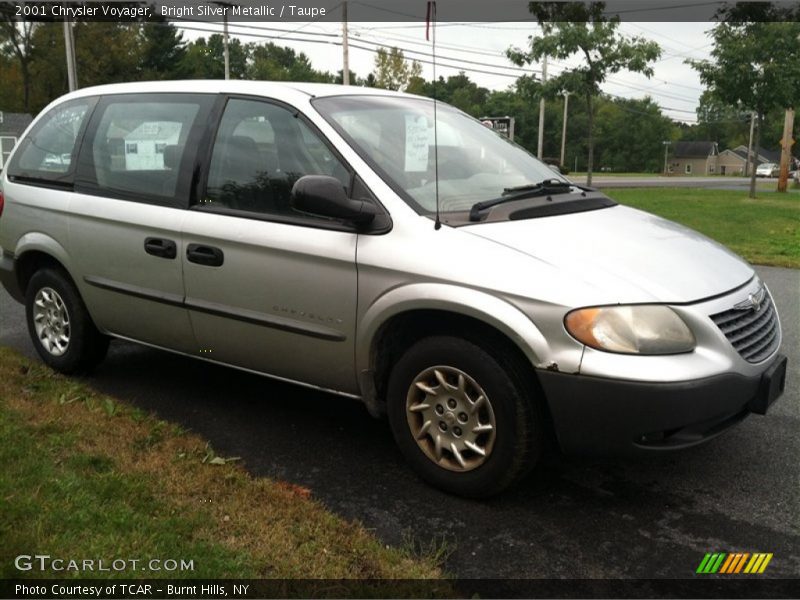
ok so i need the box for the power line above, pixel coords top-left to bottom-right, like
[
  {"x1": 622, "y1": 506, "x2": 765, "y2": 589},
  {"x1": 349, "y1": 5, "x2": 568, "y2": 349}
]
[
  {"x1": 166, "y1": 19, "x2": 703, "y2": 120},
  {"x1": 353, "y1": 23, "x2": 707, "y2": 98},
  {"x1": 185, "y1": 18, "x2": 707, "y2": 102},
  {"x1": 170, "y1": 20, "x2": 530, "y2": 79}
]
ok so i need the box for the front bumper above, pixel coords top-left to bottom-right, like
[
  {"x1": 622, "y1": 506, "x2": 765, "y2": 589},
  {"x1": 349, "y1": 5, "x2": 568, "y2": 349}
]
[{"x1": 538, "y1": 354, "x2": 787, "y2": 454}]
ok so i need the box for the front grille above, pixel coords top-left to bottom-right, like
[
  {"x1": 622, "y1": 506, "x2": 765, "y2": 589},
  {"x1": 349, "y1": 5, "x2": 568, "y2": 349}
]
[{"x1": 710, "y1": 291, "x2": 780, "y2": 363}]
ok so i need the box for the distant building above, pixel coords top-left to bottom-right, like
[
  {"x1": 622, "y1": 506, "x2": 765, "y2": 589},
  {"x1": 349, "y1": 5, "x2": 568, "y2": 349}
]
[
  {"x1": 717, "y1": 145, "x2": 783, "y2": 176},
  {"x1": 669, "y1": 142, "x2": 790, "y2": 176},
  {"x1": 670, "y1": 141, "x2": 718, "y2": 175},
  {"x1": 0, "y1": 111, "x2": 33, "y2": 170}
]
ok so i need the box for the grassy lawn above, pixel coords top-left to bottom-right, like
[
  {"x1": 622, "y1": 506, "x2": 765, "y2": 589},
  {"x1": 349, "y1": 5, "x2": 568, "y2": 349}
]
[
  {"x1": 605, "y1": 187, "x2": 800, "y2": 269},
  {"x1": 0, "y1": 347, "x2": 449, "y2": 591}
]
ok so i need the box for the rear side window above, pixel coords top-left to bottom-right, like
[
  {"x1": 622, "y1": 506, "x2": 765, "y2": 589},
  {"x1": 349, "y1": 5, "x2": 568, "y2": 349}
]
[
  {"x1": 76, "y1": 93, "x2": 213, "y2": 207},
  {"x1": 6, "y1": 99, "x2": 92, "y2": 183},
  {"x1": 86, "y1": 99, "x2": 201, "y2": 201}
]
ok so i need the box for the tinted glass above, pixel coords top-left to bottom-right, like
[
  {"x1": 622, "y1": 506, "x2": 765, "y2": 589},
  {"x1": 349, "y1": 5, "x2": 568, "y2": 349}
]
[
  {"x1": 7, "y1": 100, "x2": 90, "y2": 181},
  {"x1": 205, "y1": 98, "x2": 350, "y2": 217},
  {"x1": 90, "y1": 100, "x2": 200, "y2": 198}
]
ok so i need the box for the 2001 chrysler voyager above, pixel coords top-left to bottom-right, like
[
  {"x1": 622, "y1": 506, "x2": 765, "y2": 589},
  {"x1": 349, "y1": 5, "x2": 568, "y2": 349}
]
[{"x1": 0, "y1": 81, "x2": 788, "y2": 496}]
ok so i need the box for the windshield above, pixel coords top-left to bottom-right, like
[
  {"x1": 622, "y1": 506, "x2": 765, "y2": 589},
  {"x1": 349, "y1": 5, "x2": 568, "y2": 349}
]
[{"x1": 312, "y1": 95, "x2": 567, "y2": 215}]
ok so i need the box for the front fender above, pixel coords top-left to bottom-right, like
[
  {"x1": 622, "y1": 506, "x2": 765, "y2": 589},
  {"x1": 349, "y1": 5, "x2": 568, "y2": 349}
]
[{"x1": 356, "y1": 282, "x2": 555, "y2": 376}]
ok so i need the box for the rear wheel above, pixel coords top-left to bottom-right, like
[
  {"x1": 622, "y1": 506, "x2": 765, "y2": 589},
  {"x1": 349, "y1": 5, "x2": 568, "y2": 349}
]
[
  {"x1": 387, "y1": 335, "x2": 542, "y2": 497},
  {"x1": 25, "y1": 268, "x2": 109, "y2": 374}
]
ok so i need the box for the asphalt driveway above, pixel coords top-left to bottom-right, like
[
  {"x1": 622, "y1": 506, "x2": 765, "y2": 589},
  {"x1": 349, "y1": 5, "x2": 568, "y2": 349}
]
[{"x1": 1, "y1": 265, "x2": 798, "y2": 584}]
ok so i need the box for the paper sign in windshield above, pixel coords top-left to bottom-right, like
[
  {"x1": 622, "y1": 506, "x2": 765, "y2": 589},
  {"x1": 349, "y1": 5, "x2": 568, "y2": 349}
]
[{"x1": 405, "y1": 114, "x2": 429, "y2": 172}]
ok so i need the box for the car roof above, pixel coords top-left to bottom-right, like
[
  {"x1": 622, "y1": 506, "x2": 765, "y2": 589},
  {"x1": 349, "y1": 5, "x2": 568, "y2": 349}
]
[{"x1": 58, "y1": 80, "x2": 424, "y2": 104}]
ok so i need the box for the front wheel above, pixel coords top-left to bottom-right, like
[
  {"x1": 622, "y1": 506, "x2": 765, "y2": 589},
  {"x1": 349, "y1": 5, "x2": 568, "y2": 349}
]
[
  {"x1": 386, "y1": 336, "x2": 542, "y2": 497},
  {"x1": 25, "y1": 268, "x2": 109, "y2": 374}
]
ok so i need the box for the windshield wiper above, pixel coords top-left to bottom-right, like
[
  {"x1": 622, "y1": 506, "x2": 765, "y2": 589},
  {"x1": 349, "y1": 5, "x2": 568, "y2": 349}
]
[{"x1": 469, "y1": 179, "x2": 574, "y2": 221}]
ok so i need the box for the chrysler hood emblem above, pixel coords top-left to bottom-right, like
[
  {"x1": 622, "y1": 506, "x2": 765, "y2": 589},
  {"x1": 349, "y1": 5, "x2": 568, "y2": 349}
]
[{"x1": 734, "y1": 287, "x2": 766, "y2": 312}]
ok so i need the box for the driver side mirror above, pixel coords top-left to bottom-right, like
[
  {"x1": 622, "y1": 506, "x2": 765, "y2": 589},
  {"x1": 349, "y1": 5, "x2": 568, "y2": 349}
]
[{"x1": 291, "y1": 175, "x2": 377, "y2": 225}]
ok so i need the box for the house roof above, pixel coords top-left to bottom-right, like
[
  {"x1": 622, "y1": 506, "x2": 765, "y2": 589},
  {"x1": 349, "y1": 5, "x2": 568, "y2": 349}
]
[
  {"x1": 674, "y1": 141, "x2": 717, "y2": 158},
  {"x1": 0, "y1": 112, "x2": 33, "y2": 137},
  {"x1": 730, "y1": 145, "x2": 782, "y2": 164},
  {"x1": 125, "y1": 121, "x2": 182, "y2": 142}
]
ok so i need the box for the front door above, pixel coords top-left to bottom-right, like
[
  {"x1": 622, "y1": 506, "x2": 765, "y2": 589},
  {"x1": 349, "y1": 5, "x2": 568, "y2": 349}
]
[{"x1": 181, "y1": 97, "x2": 359, "y2": 394}]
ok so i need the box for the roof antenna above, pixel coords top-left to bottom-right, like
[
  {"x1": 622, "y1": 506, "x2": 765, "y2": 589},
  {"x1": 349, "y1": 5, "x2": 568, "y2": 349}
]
[{"x1": 426, "y1": 1, "x2": 441, "y2": 230}]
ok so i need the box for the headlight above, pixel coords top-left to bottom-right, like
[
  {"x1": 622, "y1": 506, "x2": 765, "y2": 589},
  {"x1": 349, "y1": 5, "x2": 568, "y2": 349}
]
[{"x1": 565, "y1": 305, "x2": 695, "y2": 355}]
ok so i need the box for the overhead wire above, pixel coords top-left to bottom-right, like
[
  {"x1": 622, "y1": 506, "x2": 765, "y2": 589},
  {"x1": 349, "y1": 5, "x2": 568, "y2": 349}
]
[{"x1": 164, "y1": 17, "x2": 708, "y2": 120}]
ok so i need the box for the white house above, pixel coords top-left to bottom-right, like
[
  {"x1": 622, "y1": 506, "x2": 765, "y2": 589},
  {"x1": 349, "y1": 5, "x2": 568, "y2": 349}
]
[{"x1": 124, "y1": 122, "x2": 182, "y2": 170}]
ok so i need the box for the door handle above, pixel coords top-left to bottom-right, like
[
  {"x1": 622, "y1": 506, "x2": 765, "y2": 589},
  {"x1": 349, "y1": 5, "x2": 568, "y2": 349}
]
[
  {"x1": 144, "y1": 237, "x2": 177, "y2": 259},
  {"x1": 186, "y1": 244, "x2": 224, "y2": 267}
]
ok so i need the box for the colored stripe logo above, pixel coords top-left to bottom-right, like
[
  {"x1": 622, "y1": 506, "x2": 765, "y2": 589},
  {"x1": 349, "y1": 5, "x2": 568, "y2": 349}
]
[{"x1": 697, "y1": 552, "x2": 773, "y2": 574}]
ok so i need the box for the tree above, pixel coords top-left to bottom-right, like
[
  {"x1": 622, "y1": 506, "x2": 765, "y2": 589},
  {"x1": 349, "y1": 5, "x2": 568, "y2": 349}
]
[
  {"x1": 414, "y1": 72, "x2": 490, "y2": 115},
  {"x1": 690, "y1": 21, "x2": 800, "y2": 197},
  {"x1": 139, "y1": 20, "x2": 187, "y2": 80},
  {"x1": 181, "y1": 35, "x2": 249, "y2": 79},
  {"x1": 689, "y1": 91, "x2": 751, "y2": 152},
  {"x1": 73, "y1": 23, "x2": 141, "y2": 87},
  {"x1": 595, "y1": 97, "x2": 675, "y2": 172},
  {"x1": 0, "y1": 17, "x2": 38, "y2": 111},
  {"x1": 0, "y1": 50, "x2": 23, "y2": 110},
  {"x1": 249, "y1": 42, "x2": 333, "y2": 82},
  {"x1": 507, "y1": 2, "x2": 660, "y2": 184},
  {"x1": 372, "y1": 47, "x2": 422, "y2": 92}
]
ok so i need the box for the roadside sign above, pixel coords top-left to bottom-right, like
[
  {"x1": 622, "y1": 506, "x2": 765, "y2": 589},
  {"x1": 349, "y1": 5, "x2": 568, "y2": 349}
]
[{"x1": 481, "y1": 116, "x2": 515, "y2": 141}]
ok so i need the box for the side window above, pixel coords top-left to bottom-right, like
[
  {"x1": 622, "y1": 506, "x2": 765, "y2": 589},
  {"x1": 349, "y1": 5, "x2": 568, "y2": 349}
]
[
  {"x1": 6, "y1": 99, "x2": 91, "y2": 182},
  {"x1": 88, "y1": 99, "x2": 201, "y2": 200},
  {"x1": 205, "y1": 98, "x2": 350, "y2": 218}
]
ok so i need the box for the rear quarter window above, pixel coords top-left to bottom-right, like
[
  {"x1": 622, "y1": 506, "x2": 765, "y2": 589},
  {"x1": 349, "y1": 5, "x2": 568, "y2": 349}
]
[{"x1": 6, "y1": 98, "x2": 94, "y2": 184}]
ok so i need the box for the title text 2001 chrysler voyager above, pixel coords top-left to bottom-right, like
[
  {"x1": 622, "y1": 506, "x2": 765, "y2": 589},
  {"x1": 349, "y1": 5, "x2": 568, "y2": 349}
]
[{"x1": 0, "y1": 81, "x2": 787, "y2": 496}]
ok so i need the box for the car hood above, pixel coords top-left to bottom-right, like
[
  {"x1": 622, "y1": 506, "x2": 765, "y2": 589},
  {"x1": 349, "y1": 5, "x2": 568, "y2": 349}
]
[{"x1": 463, "y1": 205, "x2": 754, "y2": 304}]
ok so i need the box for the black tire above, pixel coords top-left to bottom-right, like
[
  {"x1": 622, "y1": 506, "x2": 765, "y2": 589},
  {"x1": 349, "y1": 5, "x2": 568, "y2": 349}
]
[
  {"x1": 386, "y1": 335, "x2": 542, "y2": 498},
  {"x1": 25, "y1": 268, "x2": 109, "y2": 374}
]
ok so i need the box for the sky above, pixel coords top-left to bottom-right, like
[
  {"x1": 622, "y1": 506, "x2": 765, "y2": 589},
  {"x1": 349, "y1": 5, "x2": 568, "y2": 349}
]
[{"x1": 175, "y1": 20, "x2": 716, "y2": 124}]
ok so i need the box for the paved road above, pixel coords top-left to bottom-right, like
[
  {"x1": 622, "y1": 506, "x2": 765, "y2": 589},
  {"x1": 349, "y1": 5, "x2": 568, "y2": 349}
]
[{"x1": 1, "y1": 266, "x2": 798, "y2": 582}]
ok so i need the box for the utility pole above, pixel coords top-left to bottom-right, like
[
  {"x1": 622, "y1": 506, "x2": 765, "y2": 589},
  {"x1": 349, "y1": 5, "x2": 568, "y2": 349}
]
[
  {"x1": 662, "y1": 140, "x2": 671, "y2": 175},
  {"x1": 342, "y1": 2, "x2": 350, "y2": 85},
  {"x1": 223, "y1": 8, "x2": 230, "y2": 79},
  {"x1": 777, "y1": 107, "x2": 794, "y2": 193},
  {"x1": 745, "y1": 111, "x2": 755, "y2": 176},
  {"x1": 212, "y1": 2, "x2": 233, "y2": 79},
  {"x1": 560, "y1": 91, "x2": 569, "y2": 168},
  {"x1": 62, "y1": 15, "x2": 78, "y2": 91},
  {"x1": 537, "y1": 53, "x2": 547, "y2": 159}
]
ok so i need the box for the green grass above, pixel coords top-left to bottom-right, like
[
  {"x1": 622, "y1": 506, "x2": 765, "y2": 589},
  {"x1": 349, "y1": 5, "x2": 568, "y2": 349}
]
[
  {"x1": 0, "y1": 348, "x2": 450, "y2": 589},
  {"x1": 606, "y1": 187, "x2": 800, "y2": 268}
]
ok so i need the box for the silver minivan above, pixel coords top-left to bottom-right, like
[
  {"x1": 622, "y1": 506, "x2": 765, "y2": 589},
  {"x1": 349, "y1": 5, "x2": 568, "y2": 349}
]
[{"x1": 0, "y1": 81, "x2": 787, "y2": 497}]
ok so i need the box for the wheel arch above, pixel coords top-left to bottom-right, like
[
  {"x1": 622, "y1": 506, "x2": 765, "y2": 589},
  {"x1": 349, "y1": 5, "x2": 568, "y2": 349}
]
[
  {"x1": 13, "y1": 233, "x2": 76, "y2": 298},
  {"x1": 356, "y1": 284, "x2": 553, "y2": 416}
]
